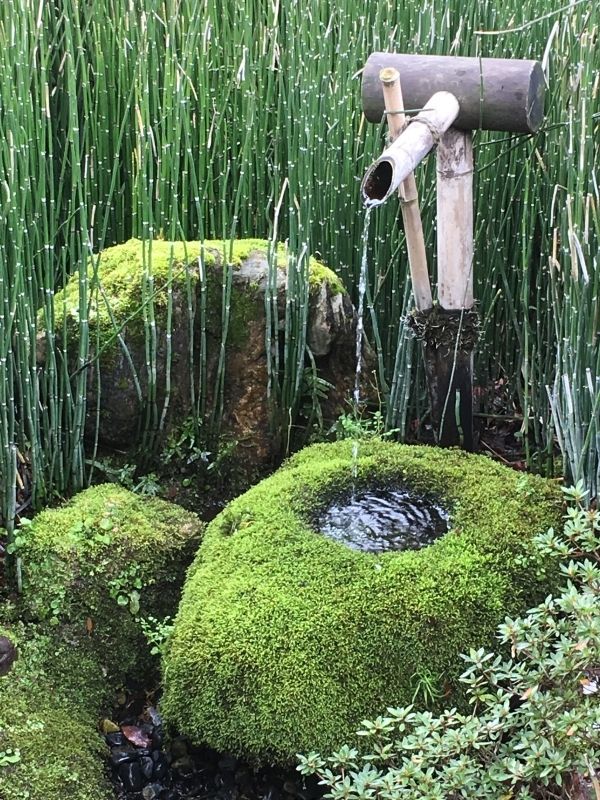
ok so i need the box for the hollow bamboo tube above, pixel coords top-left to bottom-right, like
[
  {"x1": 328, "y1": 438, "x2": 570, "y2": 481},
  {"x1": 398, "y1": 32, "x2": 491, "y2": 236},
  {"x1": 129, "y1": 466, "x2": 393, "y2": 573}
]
[
  {"x1": 361, "y1": 91, "x2": 460, "y2": 207},
  {"x1": 380, "y1": 67, "x2": 432, "y2": 311}
]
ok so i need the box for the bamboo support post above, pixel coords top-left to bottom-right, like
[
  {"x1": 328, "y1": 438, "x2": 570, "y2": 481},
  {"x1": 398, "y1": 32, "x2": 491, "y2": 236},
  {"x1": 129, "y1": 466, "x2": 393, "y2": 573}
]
[
  {"x1": 437, "y1": 128, "x2": 474, "y2": 311},
  {"x1": 423, "y1": 128, "x2": 475, "y2": 450},
  {"x1": 379, "y1": 67, "x2": 432, "y2": 312}
]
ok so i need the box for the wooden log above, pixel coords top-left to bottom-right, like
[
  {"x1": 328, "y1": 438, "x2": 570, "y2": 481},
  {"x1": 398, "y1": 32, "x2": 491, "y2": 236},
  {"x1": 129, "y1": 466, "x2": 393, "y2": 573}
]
[
  {"x1": 380, "y1": 67, "x2": 432, "y2": 311},
  {"x1": 362, "y1": 53, "x2": 545, "y2": 134},
  {"x1": 361, "y1": 91, "x2": 459, "y2": 206},
  {"x1": 436, "y1": 128, "x2": 474, "y2": 309}
]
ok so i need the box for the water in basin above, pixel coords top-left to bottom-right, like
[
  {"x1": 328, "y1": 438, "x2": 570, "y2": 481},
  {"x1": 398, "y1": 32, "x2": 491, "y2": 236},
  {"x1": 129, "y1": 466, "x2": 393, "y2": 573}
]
[{"x1": 317, "y1": 487, "x2": 449, "y2": 554}]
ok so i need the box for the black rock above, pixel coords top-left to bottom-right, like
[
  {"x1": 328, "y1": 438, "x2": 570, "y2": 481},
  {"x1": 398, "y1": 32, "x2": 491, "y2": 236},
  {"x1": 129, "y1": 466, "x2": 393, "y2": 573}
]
[
  {"x1": 218, "y1": 754, "x2": 239, "y2": 773},
  {"x1": 262, "y1": 786, "x2": 282, "y2": 800},
  {"x1": 142, "y1": 783, "x2": 164, "y2": 800},
  {"x1": 119, "y1": 760, "x2": 144, "y2": 793},
  {"x1": 152, "y1": 727, "x2": 164, "y2": 749},
  {"x1": 110, "y1": 747, "x2": 139, "y2": 767},
  {"x1": 152, "y1": 752, "x2": 169, "y2": 781},
  {"x1": 106, "y1": 732, "x2": 126, "y2": 748},
  {"x1": 141, "y1": 756, "x2": 154, "y2": 780}
]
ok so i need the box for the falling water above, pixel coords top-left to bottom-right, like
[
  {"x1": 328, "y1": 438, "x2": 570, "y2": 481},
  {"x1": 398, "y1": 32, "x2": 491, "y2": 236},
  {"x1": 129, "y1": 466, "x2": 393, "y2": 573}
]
[
  {"x1": 351, "y1": 207, "x2": 372, "y2": 478},
  {"x1": 353, "y1": 206, "x2": 372, "y2": 408}
]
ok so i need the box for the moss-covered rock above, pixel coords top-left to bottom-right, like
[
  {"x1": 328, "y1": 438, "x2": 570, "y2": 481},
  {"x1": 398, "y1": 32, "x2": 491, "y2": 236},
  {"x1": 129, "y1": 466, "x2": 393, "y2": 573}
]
[
  {"x1": 40, "y1": 239, "x2": 356, "y2": 471},
  {"x1": 15, "y1": 483, "x2": 203, "y2": 686},
  {"x1": 161, "y1": 440, "x2": 562, "y2": 765},
  {"x1": 0, "y1": 621, "x2": 112, "y2": 800}
]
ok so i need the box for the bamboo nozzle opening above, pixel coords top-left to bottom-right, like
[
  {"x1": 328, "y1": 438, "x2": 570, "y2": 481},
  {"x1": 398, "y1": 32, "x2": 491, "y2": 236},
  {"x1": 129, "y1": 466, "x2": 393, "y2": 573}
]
[
  {"x1": 361, "y1": 91, "x2": 460, "y2": 207},
  {"x1": 362, "y1": 160, "x2": 394, "y2": 204}
]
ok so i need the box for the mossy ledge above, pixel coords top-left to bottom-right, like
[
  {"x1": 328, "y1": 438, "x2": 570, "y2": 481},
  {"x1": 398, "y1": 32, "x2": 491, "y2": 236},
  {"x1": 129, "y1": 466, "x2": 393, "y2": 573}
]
[
  {"x1": 17, "y1": 483, "x2": 204, "y2": 684},
  {"x1": 48, "y1": 237, "x2": 345, "y2": 345},
  {"x1": 161, "y1": 440, "x2": 562, "y2": 766},
  {"x1": 0, "y1": 484, "x2": 204, "y2": 800},
  {"x1": 0, "y1": 621, "x2": 113, "y2": 800}
]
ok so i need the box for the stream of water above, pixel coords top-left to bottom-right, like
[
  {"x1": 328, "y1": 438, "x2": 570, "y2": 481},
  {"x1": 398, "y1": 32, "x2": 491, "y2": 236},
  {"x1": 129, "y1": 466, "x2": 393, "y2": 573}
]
[{"x1": 351, "y1": 207, "x2": 373, "y2": 478}]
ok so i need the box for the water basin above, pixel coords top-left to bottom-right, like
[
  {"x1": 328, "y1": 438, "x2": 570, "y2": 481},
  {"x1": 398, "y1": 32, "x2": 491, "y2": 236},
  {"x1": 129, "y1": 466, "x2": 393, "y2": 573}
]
[{"x1": 316, "y1": 486, "x2": 449, "y2": 553}]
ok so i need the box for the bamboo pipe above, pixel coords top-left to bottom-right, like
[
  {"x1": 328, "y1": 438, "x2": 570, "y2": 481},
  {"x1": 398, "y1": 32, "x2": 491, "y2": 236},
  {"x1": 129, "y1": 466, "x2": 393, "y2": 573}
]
[
  {"x1": 379, "y1": 67, "x2": 432, "y2": 311},
  {"x1": 361, "y1": 91, "x2": 460, "y2": 207}
]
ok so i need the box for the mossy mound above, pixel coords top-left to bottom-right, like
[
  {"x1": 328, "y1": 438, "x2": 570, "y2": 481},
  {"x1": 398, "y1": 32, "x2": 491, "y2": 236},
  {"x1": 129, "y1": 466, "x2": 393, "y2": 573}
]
[
  {"x1": 0, "y1": 621, "x2": 112, "y2": 800},
  {"x1": 161, "y1": 440, "x2": 562, "y2": 765},
  {"x1": 15, "y1": 483, "x2": 204, "y2": 685}
]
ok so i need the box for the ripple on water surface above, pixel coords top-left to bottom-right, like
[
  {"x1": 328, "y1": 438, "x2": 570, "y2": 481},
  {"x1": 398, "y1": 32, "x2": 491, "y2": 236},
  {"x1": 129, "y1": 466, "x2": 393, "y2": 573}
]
[{"x1": 317, "y1": 487, "x2": 450, "y2": 554}]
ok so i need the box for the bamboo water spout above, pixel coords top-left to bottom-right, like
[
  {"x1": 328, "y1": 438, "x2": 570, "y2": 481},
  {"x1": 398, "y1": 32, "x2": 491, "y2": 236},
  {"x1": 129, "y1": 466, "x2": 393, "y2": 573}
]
[
  {"x1": 361, "y1": 91, "x2": 459, "y2": 207},
  {"x1": 359, "y1": 52, "x2": 546, "y2": 451}
]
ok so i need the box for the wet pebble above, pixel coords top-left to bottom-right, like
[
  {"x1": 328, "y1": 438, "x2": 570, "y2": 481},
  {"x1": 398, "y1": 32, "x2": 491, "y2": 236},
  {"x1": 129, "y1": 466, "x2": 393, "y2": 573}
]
[
  {"x1": 118, "y1": 761, "x2": 144, "y2": 793},
  {"x1": 106, "y1": 731, "x2": 126, "y2": 748},
  {"x1": 142, "y1": 783, "x2": 165, "y2": 800},
  {"x1": 111, "y1": 747, "x2": 139, "y2": 766},
  {"x1": 141, "y1": 756, "x2": 154, "y2": 780}
]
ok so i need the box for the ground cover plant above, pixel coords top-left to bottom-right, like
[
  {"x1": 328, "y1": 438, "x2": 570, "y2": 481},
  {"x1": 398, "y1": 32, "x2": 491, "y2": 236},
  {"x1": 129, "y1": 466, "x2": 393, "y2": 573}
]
[
  {"x1": 298, "y1": 483, "x2": 600, "y2": 799},
  {"x1": 0, "y1": 0, "x2": 598, "y2": 535}
]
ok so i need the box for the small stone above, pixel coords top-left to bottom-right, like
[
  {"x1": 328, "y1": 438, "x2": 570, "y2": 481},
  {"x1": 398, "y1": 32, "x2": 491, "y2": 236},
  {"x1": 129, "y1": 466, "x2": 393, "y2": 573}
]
[
  {"x1": 122, "y1": 723, "x2": 153, "y2": 749},
  {"x1": 140, "y1": 756, "x2": 154, "y2": 780},
  {"x1": 147, "y1": 706, "x2": 163, "y2": 727},
  {"x1": 169, "y1": 735, "x2": 188, "y2": 759},
  {"x1": 118, "y1": 761, "x2": 144, "y2": 793},
  {"x1": 110, "y1": 747, "x2": 138, "y2": 767},
  {"x1": 142, "y1": 783, "x2": 164, "y2": 800},
  {"x1": 106, "y1": 732, "x2": 125, "y2": 748},
  {"x1": 283, "y1": 781, "x2": 299, "y2": 796},
  {"x1": 172, "y1": 755, "x2": 195, "y2": 777},
  {"x1": 101, "y1": 718, "x2": 120, "y2": 735}
]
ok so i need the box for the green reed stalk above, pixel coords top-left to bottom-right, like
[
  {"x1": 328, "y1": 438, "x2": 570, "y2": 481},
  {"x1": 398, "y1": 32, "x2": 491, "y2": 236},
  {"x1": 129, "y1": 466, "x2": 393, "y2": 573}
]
[{"x1": 0, "y1": 0, "x2": 599, "y2": 539}]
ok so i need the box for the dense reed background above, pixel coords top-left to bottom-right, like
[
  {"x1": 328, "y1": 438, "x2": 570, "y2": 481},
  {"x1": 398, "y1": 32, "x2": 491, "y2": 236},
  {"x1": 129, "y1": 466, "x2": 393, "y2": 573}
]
[{"x1": 0, "y1": 0, "x2": 598, "y2": 533}]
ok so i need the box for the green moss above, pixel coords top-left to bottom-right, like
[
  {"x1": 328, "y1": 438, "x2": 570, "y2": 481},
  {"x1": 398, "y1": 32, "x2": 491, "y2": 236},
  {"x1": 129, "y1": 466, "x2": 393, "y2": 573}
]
[
  {"x1": 47, "y1": 238, "x2": 344, "y2": 355},
  {"x1": 161, "y1": 440, "x2": 562, "y2": 765},
  {"x1": 16, "y1": 483, "x2": 204, "y2": 686},
  {"x1": 0, "y1": 622, "x2": 112, "y2": 800}
]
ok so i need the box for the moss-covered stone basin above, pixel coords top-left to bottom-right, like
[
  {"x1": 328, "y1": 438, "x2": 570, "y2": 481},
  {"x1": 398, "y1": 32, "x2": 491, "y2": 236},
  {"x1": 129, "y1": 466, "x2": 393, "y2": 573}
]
[{"x1": 161, "y1": 440, "x2": 562, "y2": 765}]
